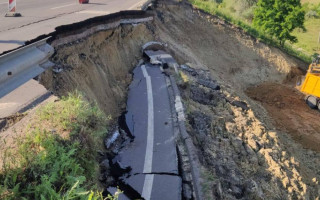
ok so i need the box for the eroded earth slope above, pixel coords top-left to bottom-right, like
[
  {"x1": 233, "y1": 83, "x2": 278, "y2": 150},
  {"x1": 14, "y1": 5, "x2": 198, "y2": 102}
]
[{"x1": 33, "y1": 1, "x2": 320, "y2": 199}]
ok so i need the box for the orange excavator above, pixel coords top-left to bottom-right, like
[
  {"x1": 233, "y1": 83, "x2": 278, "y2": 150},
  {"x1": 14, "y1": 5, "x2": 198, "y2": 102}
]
[{"x1": 299, "y1": 56, "x2": 320, "y2": 109}]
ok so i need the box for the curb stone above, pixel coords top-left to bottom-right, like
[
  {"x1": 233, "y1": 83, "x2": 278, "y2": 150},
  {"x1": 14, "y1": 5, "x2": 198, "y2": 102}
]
[{"x1": 169, "y1": 75, "x2": 203, "y2": 200}]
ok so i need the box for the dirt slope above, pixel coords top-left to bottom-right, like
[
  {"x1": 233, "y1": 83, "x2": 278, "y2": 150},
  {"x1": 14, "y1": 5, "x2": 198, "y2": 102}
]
[
  {"x1": 149, "y1": 1, "x2": 320, "y2": 199},
  {"x1": 41, "y1": 23, "x2": 153, "y2": 118},
  {"x1": 37, "y1": 1, "x2": 320, "y2": 199},
  {"x1": 152, "y1": 1, "x2": 306, "y2": 90},
  {"x1": 247, "y1": 82, "x2": 320, "y2": 152}
]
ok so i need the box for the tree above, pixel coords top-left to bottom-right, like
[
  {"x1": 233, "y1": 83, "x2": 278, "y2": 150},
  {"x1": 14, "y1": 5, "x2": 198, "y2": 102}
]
[{"x1": 253, "y1": 0, "x2": 305, "y2": 46}]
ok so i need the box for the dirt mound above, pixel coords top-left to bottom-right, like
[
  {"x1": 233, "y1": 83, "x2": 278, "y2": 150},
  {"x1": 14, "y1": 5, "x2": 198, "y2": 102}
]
[{"x1": 247, "y1": 83, "x2": 320, "y2": 152}]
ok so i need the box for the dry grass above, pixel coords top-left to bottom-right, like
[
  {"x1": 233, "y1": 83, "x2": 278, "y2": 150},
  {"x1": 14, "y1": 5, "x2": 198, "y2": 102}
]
[
  {"x1": 0, "y1": 93, "x2": 111, "y2": 200},
  {"x1": 302, "y1": 0, "x2": 319, "y2": 4}
]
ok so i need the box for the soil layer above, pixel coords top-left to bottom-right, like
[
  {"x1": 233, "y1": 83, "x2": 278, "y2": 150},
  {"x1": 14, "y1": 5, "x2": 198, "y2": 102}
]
[{"x1": 247, "y1": 83, "x2": 320, "y2": 152}]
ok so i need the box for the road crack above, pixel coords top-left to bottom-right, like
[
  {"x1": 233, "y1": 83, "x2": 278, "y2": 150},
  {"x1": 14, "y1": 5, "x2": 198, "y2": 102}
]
[{"x1": 134, "y1": 172, "x2": 180, "y2": 177}]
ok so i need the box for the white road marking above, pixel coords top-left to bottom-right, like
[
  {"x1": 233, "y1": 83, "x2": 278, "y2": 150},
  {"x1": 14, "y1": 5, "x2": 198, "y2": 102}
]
[
  {"x1": 128, "y1": 0, "x2": 146, "y2": 10},
  {"x1": 141, "y1": 65, "x2": 154, "y2": 173},
  {"x1": 142, "y1": 174, "x2": 154, "y2": 200},
  {"x1": 50, "y1": 3, "x2": 76, "y2": 10},
  {"x1": 141, "y1": 65, "x2": 155, "y2": 199}
]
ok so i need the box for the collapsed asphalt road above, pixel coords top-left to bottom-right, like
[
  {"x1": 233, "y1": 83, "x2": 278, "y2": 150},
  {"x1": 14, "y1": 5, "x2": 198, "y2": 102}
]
[
  {"x1": 107, "y1": 61, "x2": 182, "y2": 199},
  {"x1": 35, "y1": 2, "x2": 320, "y2": 198}
]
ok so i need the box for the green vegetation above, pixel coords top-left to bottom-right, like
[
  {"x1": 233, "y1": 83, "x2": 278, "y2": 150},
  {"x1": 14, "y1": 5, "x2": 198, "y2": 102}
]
[
  {"x1": 253, "y1": 0, "x2": 305, "y2": 46},
  {"x1": 302, "y1": 0, "x2": 319, "y2": 4},
  {"x1": 293, "y1": 2, "x2": 320, "y2": 54},
  {"x1": 0, "y1": 93, "x2": 114, "y2": 200},
  {"x1": 189, "y1": 0, "x2": 320, "y2": 63},
  {"x1": 201, "y1": 169, "x2": 216, "y2": 200}
]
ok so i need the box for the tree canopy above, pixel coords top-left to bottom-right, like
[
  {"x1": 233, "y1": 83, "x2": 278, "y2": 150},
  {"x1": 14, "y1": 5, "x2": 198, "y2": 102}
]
[{"x1": 253, "y1": 0, "x2": 305, "y2": 46}]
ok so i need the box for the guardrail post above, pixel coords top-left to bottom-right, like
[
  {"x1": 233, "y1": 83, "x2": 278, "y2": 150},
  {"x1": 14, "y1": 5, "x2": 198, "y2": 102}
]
[{"x1": 5, "y1": 0, "x2": 21, "y2": 17}]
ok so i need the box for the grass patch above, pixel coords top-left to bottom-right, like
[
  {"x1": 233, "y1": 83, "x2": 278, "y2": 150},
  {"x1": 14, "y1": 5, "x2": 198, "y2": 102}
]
[
  {"x1": 293, "y1": 18, "x2": 320, "y2": 54},
  {"x1": 0, "y1": 92, "x2": 114, "y2": 200},
  {"x1": 201, "y1": 169, "x2": 216, "y2": 200},
  {"x1": 189, "y1": 0, "x2": 313, "y2": 63},
  {"x1": 293, "y1": 1, "x2": 320, "y2": 55},
  {"x1": 302, "y1": 0, "x2": 319, "y2": 4}
]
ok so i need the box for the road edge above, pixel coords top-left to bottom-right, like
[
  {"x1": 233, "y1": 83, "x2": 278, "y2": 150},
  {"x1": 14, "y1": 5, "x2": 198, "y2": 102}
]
[{"x1": 169, "y1": 75, "x2": 204, "y2": 200}]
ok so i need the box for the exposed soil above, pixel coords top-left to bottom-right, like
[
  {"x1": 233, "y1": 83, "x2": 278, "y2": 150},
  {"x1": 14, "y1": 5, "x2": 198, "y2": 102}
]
[
  {"x1": 12, "y1": 1, "x2": 320, "y2": 199},
  {"x1": 149, "y1": 1, "x2": 320, "y2": 199},
  {"x1": 0, "y1": 113, "x2": 26, "y2": 132},
  {"x1": 40, "y1": 23, "x2": 153, "y2": 118},
  {"x1": 247, "y1": 82, "x2": 320, "y2": 152}
]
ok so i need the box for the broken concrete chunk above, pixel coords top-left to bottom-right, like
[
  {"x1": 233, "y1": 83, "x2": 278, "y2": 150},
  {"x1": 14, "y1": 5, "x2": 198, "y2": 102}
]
[
  {"x1": 190, "y1": 85, "x2": 223, "y2": 106},
  {"x1": 52, "y1": 65, "x2": 63, "y2": 73},
  {"x1": 144, "y1": 50, "x2": 177, "y2": 66},
  {"x1": 197, "y1": 78, "x2": 220, "y2": 90},
  {"x1": 188, "y1": 111, "x2": 211, "y2": 136},
  {"x1": 175, "y1": 96, "x2": 185, "y2": 121},
  {"x1": 150, "y1": 57, "x2": 162, "y2": 65},
  {"x1": 231, "y1": 100, "x2": 249, "y2": 111},
  {"x1": 105, "y1": 130, "x2": 120, "y2": 149},
  {"x1": 142, "y1": 41, "x2": 165, "y2": 52},
  {"x1": 180, "y1": 64, "x2": 198, "y2": 76}
]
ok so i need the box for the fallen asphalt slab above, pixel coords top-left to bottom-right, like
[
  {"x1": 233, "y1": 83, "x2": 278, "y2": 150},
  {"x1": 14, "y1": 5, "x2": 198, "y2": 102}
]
[{"x1": 113, "y1": 63, "x2": 182, "y2": 199}]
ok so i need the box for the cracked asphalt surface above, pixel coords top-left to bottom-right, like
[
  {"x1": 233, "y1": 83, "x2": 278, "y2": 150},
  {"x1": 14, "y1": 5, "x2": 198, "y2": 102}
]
[{"x1": 114, "y1": 63, "x2": 181, "y2": 199}]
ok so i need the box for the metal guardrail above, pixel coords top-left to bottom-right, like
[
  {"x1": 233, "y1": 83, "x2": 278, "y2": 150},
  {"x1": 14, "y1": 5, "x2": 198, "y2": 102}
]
[
  {"x1": 141, "y1": 0, "x2": 153, "y2": 10},
  {"x1": 0, "y1": 37, "x2": 54, "y2": 98}
]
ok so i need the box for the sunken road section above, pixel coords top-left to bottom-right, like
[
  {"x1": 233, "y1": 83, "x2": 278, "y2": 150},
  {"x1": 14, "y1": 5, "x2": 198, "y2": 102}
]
[{"x1": 18, "y1": 0, "x2": 319, "y2": 199}]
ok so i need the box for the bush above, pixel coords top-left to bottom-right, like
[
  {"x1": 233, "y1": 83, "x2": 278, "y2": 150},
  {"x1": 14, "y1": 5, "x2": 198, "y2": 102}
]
[
  {"x1": 0, "y1": 93, "x2": 111, "y2": 200},
  {"x1": 306, "y1": 10, "x2": 319, "y2": 19}
]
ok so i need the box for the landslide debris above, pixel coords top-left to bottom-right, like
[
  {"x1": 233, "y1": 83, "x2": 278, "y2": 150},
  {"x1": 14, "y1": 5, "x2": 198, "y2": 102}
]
[
  {"x1": 178, "y1": 64, "x2": 320, "y2": 200},
  {"x1": 35, "y1": 1, "x2": 320, "y2": 199},
  {"x1": 149, "y1": 1, "x2": 320, "y2": 199}
]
